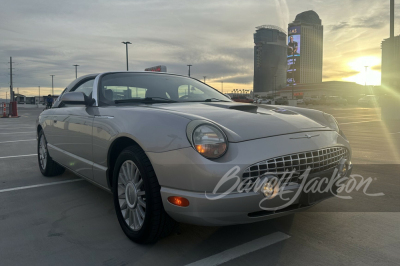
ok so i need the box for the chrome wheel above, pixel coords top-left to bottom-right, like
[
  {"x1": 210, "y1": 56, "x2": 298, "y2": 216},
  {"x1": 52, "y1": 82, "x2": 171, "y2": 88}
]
[
  {"x1": 39, "y1": 135, "x2": 47, "y2": 170},
  {"x1": 118, "y1": 160, "x2": 146, "y2": 231}
]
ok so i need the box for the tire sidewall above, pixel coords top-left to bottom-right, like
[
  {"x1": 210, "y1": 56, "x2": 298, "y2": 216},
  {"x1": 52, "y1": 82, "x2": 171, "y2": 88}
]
[
  {"x1": 112, "y1": 148, "x2": 155, "y2": 242},
  {"x1": 37, "y1": 130, "x2": 48, "y2": 175}
]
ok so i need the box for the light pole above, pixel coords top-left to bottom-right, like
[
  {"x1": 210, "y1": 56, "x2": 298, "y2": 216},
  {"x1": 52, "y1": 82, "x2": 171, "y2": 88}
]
[
  {"x1": 50, "y1": 75, "x2": 55, "y2": 95},
  {"x1": 203, "y1": 76, "x2": 206, "y2": 83},
  {"x1": 122, "y1": 41, "x2": 132, "y2": 71},
  {"x1": 73, "y1": 65, "x2": 79, "y2": 79},
  {"x1": 187, "y1": 65, "x2": 192, "y2": 77},
  {"x1": 38, "y1": 86, "x2": 41, "y2": 105},
  {"x1": 221, "y1": 81, "x2": 224, "y2": 93}
]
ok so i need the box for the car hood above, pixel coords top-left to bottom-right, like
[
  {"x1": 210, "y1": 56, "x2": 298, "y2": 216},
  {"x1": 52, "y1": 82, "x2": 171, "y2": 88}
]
[{"x1": 147, "y1": 102, "x2": 330, "y2": 142}]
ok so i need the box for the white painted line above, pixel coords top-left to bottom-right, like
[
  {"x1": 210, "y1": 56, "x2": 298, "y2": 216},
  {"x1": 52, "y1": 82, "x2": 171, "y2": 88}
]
[
  {"x1": 0, "y1": 154, "x2": 37, "y2": 159},
  {"x1": 0, "y1": 179, "x2": 84, "y2": 193},
  {"x1": 0, "y1": 127, "x2": 34, "y2": 130},
  {"x1": 0, "y1": 139, "x2": 36, "y2": 144},
  {"x1": 185, "y1": 232, "x2": 290, "y2": 266},
  {"x1": 340, "y1": 120, "x2": 380, "y2": 125},
  {"x1": 0, "y1": 132, "x2": 34, "y2": 134}
]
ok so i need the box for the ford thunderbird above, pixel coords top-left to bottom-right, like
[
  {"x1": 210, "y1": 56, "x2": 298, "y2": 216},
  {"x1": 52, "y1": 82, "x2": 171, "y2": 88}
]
[{"x1": 37, "y1": 72, "x2": 352, "y2": 243}]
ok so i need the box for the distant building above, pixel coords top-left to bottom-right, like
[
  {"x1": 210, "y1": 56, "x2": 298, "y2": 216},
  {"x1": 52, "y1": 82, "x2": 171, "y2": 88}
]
[
  {"x1": 253, "y1": 25, "x2": 287, "y2": 94},
  {"x1": 381, "y1": 35, "x2": 400, "y2": 90},
  {"x1": 287, "y1": 10, "x2": 323, "y2": 87}
]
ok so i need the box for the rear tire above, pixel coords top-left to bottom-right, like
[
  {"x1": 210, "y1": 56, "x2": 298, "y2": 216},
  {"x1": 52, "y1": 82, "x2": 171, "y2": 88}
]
[
  {"x1": 38, "y1": 129, "x2": 65, "y2": 177},
  {"x1": 112, "y1": 145, "x2": 176, "y2": 244}
]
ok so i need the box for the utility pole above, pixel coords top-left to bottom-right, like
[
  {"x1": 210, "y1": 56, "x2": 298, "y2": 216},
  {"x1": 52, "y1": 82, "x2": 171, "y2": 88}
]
[
  {"x1": 38, "y1": 86, "x2": 41, "y2": 104},
  {"x1": 73, "y1": 65, "x2": 79, "y2": 79},
  {"x1": 6, "y1": 92, "x2": 7, "y2": 103},
  {"x1": 50, "y1": 75, "x2": 55, "y2": 95},
  {"x1": 187, "y1": 65, "x2": 192, "y2": 77},
  {"x1": 203, "y1": 76, "x2": 206, "y2": 83},
  {"x1": 9, "y1": 57, "x2": 14, "y2": 102},
  {"x1": 122, "y1": 41, "x2": 132, "y2": 71}
]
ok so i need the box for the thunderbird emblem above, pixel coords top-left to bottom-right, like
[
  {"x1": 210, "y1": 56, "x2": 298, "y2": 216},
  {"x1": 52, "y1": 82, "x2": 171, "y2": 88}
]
[{"x1": 290, "y1": 134, "x2": 320, "y2": 139}]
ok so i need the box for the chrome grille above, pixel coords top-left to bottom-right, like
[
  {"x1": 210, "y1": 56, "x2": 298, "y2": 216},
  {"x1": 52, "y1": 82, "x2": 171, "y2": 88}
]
[{"x1": 242, "y1": 147, "x2": 348, "y2": 183}]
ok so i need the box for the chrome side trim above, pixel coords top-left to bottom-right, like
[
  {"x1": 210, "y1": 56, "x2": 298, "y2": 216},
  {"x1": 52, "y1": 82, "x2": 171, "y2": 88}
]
[{"x1": 47, "y1": 143, "x2": 107, "y2": 172}]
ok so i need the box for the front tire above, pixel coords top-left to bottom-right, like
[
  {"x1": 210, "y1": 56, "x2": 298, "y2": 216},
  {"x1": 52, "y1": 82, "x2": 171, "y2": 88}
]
[
  {"x1": 112, "y1": 145, "x2": 176, "y2": 244},
  {"x1": 38, "y1": 129, "x2": 65, "y2": 177}
]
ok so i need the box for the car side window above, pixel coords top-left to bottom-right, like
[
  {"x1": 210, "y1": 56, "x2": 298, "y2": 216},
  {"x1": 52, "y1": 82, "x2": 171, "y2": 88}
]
[
  {"x1": 72, "y1": 79, "x2": 95, "y2": 97},
  {"x1": 177, "y1": 85, "x2": 205, "y2": 98}
]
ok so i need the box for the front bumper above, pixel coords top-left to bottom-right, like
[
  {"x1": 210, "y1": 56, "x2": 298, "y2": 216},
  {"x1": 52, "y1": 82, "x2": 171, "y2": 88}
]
[{"x1": 147, "y1": 131, "x2": 352, "y2": 226}]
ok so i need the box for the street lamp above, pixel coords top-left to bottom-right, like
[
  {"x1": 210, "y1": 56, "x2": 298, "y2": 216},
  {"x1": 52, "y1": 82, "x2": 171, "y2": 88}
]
[
  {"x1": 122, "y1": 41, "x2": 132, "y2": 71},
  {"x1": 50, "y1": 75, "x2": 55, "y2": 95},
  {"x1": 73, "y1": 65, "x2": 79, "y2": 79},
  {"x1": 203, "y1": 76, "x2": 206, "y2": 83},
  {"x1": 221, "y1": 81, "x2": 224, "y2": 93},
  {"x1": 187, "y1": 65, "x2": 192, "y2": 77}
]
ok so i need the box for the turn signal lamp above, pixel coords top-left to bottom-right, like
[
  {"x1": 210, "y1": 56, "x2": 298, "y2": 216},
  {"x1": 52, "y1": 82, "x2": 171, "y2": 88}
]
[{"x1": 168, "y1": 196, "x2": 190, "y2": 207}]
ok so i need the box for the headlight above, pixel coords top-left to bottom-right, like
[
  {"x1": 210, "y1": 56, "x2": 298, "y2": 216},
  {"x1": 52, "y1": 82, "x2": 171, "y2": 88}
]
[
  {"x1": 187, "y1": 121, "x2": 228, "y2": 159},
  {"x1": 323, "y1": 113, "x2": 339, "y2": 133}
]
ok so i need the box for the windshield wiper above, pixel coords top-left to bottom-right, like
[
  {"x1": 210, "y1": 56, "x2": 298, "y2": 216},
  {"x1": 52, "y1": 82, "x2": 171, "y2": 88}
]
[{"x1": 115, "y1": 97, "x2": 177, "y2": 104}]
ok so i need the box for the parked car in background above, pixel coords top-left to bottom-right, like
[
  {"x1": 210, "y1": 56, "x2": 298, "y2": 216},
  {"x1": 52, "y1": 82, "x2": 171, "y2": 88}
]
[
  {"x1": 275, "y1": 97, "x2": 289, "y2": 105},
  {"x1": 358, "y1": 95, "x2": 378, "y2": 106},
  {"x1": 256, "y1": 98, "x2": 272, "y2": 104},
  {"x1": 232, "y1": 95, "x2": 253, "y2": 103},
  {"x1": 305, "y1": 95, "x2": 322, "y2": 105},
  {"x1": 343, "y1": 96, "x2": 358, "y2": 104},
  {"x1": 326, "y1": 96, "x2": 347, "y2": 106}
]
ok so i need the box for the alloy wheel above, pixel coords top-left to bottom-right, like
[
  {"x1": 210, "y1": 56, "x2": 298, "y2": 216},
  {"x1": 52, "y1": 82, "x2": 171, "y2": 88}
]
[
  {"x1": 117, "y1": 160, "x2": 146, "y2": 231},
  {"x1": 39, "y1": 135, "x2": 47, "y2": 170}
]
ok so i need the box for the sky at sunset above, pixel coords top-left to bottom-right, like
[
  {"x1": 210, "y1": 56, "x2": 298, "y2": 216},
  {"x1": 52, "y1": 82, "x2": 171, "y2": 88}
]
[{"x1": 0, "y1": 0, "x2": 399, "y2": 97}]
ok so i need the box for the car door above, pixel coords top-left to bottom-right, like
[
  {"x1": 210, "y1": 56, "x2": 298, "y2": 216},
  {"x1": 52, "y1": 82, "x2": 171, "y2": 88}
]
[{"x1": 50, "y1": 78, "x2": 95, "y2": 179}]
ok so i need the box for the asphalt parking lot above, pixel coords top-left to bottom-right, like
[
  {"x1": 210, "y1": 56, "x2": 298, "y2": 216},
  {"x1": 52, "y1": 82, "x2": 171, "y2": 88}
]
[{"x1": 0, "y1": 105, "x2": 399, "y2": 266}]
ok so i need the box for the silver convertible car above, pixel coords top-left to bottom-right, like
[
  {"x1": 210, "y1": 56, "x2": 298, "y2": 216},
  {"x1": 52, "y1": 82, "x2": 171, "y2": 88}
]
[{"x1": 37, "y1": 72, "x2": 352, "y2": 243}]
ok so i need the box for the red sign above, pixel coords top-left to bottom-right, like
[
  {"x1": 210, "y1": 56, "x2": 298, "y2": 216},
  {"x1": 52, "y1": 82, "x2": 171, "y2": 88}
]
[{"x1": 144, "y1": 65, "x2": 167, "y2": 72}]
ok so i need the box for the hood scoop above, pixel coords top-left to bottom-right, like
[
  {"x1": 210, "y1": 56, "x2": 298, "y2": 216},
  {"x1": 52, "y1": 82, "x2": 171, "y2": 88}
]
[{"x1": 205, "y1": 103, "x2": 258, "y2": 113}]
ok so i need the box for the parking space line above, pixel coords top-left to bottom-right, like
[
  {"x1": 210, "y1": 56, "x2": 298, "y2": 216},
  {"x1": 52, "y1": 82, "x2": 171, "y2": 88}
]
[
  {"x1": 0, "y1": 179, "x2": 84, "y2": 193},
  {"x1": 185, "y1": 232, "x2": 290, "y2": 266},
  {"x1": 0, "y1": 132, "x2": 34, "y2": 134},
  {"x1": 0, "y1": 154, "x2": 37, "y2": 159},
  {"x1": 0, "y1": 127, "x2": 35, "y2": 130},
  {"x1": 0, "y1": 139, "x2": 36, "y2": 144},
  {"x1": 340, "y1": 120, "x2": 380, "y2": 125}
]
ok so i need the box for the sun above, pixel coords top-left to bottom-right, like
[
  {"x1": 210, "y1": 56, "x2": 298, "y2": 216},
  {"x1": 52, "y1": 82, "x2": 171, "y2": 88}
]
[{"x1": 343, "y1": 56, "x2": 381, "y2": 86}]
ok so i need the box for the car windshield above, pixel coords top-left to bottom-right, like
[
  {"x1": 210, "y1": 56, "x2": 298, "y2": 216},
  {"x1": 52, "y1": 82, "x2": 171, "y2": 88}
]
[{"x1": 98, "y1": 73, "x2": 231, "y2": 105}]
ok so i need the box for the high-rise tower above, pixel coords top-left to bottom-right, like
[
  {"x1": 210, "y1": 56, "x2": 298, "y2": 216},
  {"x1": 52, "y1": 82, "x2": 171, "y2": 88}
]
[
  {"x1": 253, "y1": 25, "x2": 287, "y2": 94},
  {"x1": 287, "y1": 10, "x2": 323, "y2": 86}
]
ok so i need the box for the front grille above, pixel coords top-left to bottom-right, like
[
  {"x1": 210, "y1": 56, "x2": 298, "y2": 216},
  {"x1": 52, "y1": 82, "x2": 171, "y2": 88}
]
[{"x1": 242, "y1": 146, "x2": 348, "y2": 183}]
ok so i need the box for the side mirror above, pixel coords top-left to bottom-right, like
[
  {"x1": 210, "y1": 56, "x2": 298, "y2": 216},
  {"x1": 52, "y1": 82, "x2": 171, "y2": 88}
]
[{"x1": 61, "y1": 92, "x2": 90, "y2": 105}]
